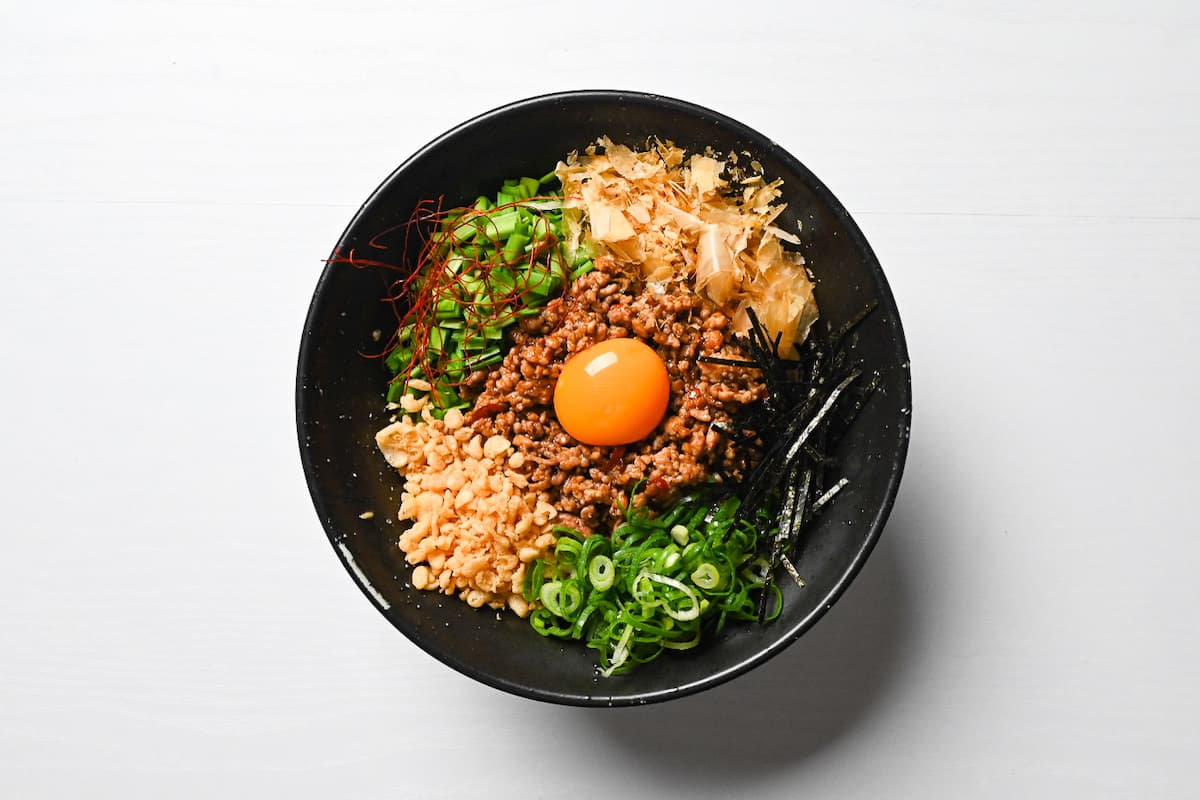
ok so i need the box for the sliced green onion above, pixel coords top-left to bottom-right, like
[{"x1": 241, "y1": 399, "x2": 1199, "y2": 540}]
[
  {"x1": 502, "y1": 232, "x2": 530, "y2": 262},
  {"x1": 633, "y1": 571, "x2": 700, "y2": 622},
  {"x1": 522, "y1": 558, "x2": 545, "y2": 601},
  {"x1": 526, "y1": 488, "x2": 774, "y2": 677},
  {"x1": 660, "y1": 629, "x2": 701, "y2": 651},
  {"x1": 559, "y1": 580, "x2": 584, "y2": 616},
  {"x1": 569, "y1": 259, "x2": 595, "y2": 280},
  {"x1": 555, "y1": 536, "x2": 583, "y2": 568},
  {"x1": 691, "y1": 563, "x2": 721, "y2": 590},
  {"x1": 481, "y1": 210, "x2": 519, "y2": 240},
  {"x1": 588, "y1": 555, "x2": 615, "y2": 591},
  {"x1": 530, "y1": 216, "x2": 552, "y2": 242},
  {"x1": 539, "y1": 581, "x2": 564, "y2": 616},
  {"x1": 599, "y1": 624, "x2": 634, "y2": 677},
  {"x1": 426, "y1": 326, "x2": 446, "y2": 353},
  {"x1": 448, "y1": 219, "x2": 478, "y2": 243}
]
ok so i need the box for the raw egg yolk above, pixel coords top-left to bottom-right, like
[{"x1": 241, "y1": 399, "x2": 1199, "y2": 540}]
[{"x1": 553, "y1": 338, "x2": 670, "y2": 446}]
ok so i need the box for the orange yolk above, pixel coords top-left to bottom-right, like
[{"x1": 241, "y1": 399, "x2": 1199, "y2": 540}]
[{"x1": 553, "y1": 338, "x2": 670, "y2": 446}]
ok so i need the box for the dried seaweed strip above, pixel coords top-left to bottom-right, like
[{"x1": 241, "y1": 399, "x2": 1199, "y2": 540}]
[
  {"x1": 724, "y1": 303, "x2": 882, "y2": 620},
  {"x1": 758, "y1": 466, "x2": 811, "y2": 621}
]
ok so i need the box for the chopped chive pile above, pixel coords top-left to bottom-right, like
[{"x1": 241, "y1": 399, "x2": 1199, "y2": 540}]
[
  {"x1": 524, "y1": 488, "x2": 778, "y2": 676},
  {"x1": 383, "y1": 173, "x2": 595, "y2": 417}
]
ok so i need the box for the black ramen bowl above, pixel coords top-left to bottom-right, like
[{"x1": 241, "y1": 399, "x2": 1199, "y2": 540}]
[{"x1": 297, "y1": 90, "x2": 910, "y2": 706}]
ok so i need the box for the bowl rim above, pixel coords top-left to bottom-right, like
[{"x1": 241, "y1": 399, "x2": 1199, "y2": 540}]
[{"x1": 296, "y1": 89, "x2": 911, "y2": 705}]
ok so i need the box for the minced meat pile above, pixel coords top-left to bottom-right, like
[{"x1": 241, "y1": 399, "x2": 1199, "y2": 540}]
[{"x1": 467, "y1": 257, "x2": 767, "y2": 533}]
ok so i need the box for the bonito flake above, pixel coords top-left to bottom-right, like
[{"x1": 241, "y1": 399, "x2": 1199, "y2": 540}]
[{"x1": 556, "y1": 137, "x2": 818, "y2": 357}]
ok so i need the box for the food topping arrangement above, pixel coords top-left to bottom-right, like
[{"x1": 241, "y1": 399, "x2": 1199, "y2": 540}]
[{"x1": 354, "y1": 138, "x2": 874, "y2": 675}]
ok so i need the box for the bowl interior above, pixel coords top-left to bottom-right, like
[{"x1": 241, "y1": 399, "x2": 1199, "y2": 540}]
[{"x1": 297, "y1": 91, "x2": 910, "y2": 705}]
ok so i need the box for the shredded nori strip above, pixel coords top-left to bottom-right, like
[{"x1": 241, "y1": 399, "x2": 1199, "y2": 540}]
[{"x1": 718, "y1": 304, "x2": 880, "y2": 621}]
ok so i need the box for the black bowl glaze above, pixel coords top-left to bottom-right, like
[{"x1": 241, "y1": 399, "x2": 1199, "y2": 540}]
[{"x1": 297, "y1": 90, "x2": 910, "y2": 706}]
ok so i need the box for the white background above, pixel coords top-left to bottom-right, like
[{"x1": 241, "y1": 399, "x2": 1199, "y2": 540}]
[{"x1": 3, "y1": 1, "x2": 1198, "y2": 797}]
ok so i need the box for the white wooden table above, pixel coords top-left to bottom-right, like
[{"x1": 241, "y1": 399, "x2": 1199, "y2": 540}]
[{"x1": 3, "y1": 1, "x2": 1198, "y2": 796}]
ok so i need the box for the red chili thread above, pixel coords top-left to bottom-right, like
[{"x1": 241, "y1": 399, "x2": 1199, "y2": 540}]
[{"x1": 326, "y1": 194, "x2": 571, "y2": 398}]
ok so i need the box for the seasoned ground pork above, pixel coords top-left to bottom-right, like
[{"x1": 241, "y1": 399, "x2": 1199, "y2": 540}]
[{"x1": 468, "y1": 259, "x2": 766, "y2": 532}]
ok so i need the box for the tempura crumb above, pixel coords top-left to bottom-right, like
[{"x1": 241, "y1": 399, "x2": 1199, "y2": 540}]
[{"x1": 375, "y1": 403, "x2": 556, "y2": 615}]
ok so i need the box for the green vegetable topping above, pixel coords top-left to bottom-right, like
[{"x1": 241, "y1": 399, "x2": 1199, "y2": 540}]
[
  {"x1": 380, "y1": 173, "x2": 593, "y2": 418},
  {"x1": 523, "y1": 488, "x2": 777, "y2": 676}
]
